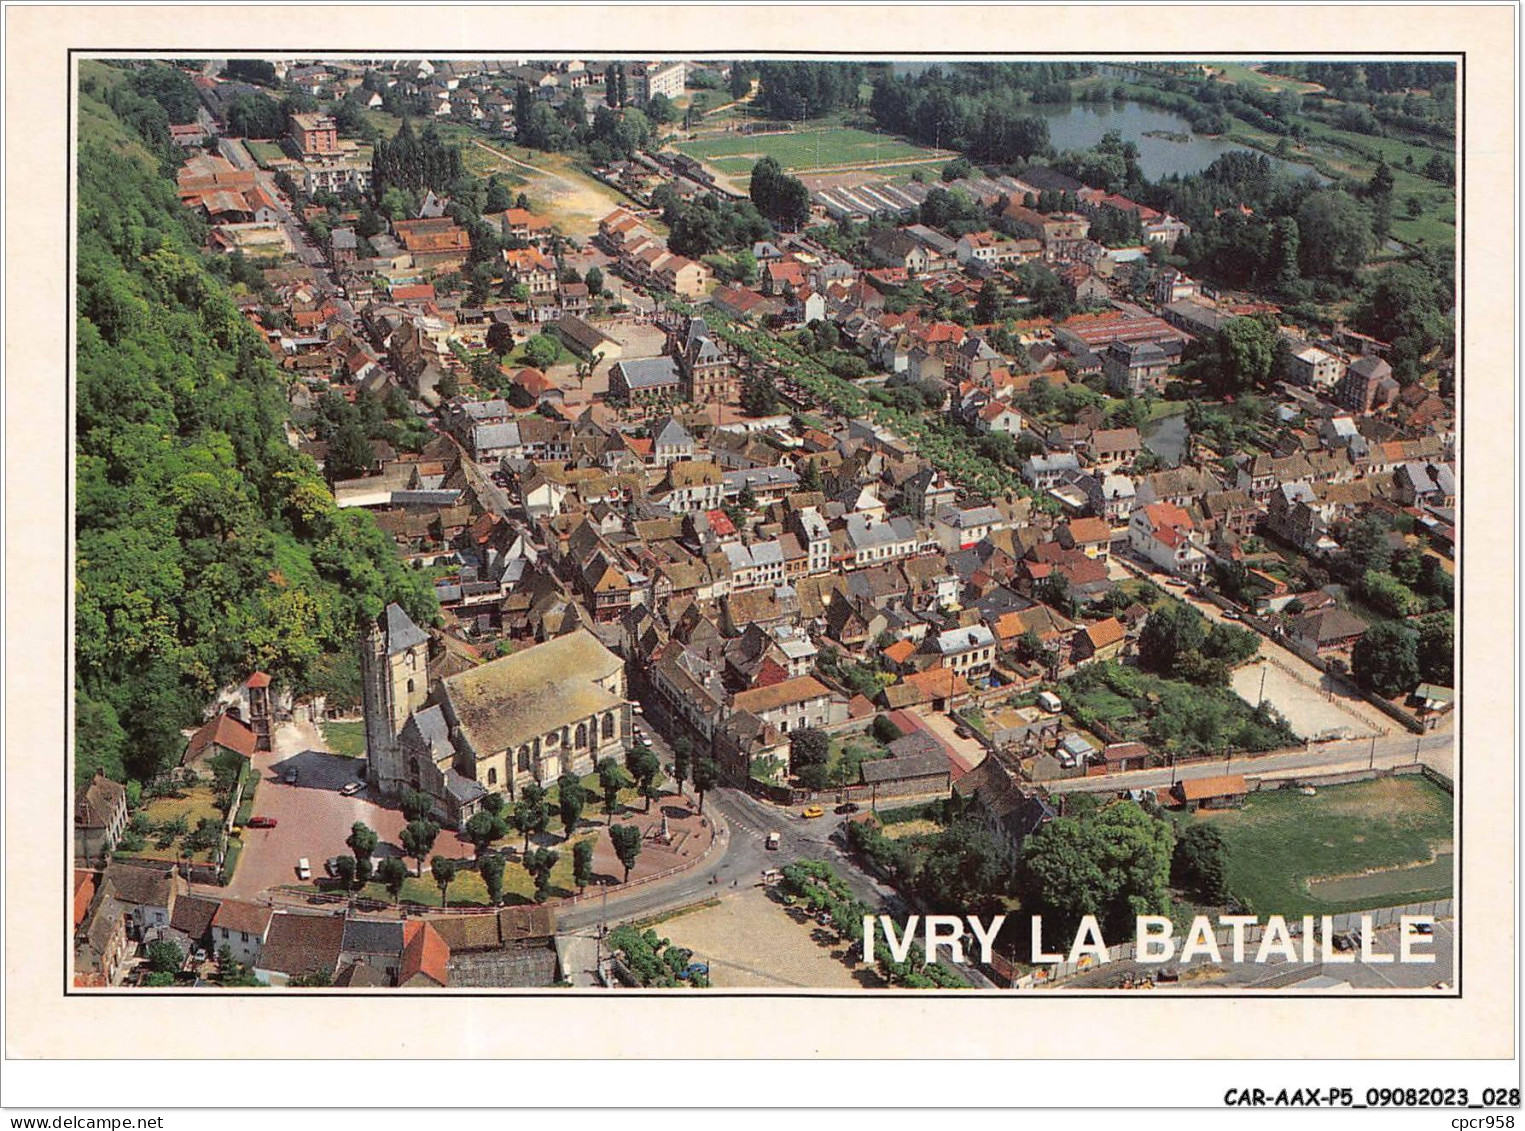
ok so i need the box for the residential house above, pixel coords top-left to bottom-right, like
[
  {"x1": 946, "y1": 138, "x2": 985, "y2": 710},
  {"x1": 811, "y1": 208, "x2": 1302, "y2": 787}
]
[
  {"x1": 74, "y1": 770, "x2": 128, "y2": 863},
  {"x1": 730, "y1": 676, "x2": 847, "y2": 736},
  {"x1": 1129, "y1": 502, "x2": 1206, "y2": 577},
  {"x1": 211, "y1": 899, "x2": 273, "y2": 966}
]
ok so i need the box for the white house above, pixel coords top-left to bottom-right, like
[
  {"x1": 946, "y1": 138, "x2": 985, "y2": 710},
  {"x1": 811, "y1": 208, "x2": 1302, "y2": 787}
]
[{"x1": 1128, "y1": 501, "x2": 1207, "y2": 577}]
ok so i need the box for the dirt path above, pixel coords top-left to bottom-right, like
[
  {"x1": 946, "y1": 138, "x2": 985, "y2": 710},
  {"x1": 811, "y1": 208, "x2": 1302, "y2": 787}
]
[{"x1": 468, "y1": 139, "x2": 625, "y2": 238}]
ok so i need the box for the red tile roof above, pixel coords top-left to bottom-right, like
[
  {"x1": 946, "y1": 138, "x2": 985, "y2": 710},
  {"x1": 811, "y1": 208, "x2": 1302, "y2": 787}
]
[
  {"x1": 213, "y1": 899, "x2": 273, "y2": 938},
  {"x1": 400, "y1": 920, "x2": 451, "y2": 987},
  {"x1": 184, "y1": 712, "x2": 257, "y2": 764}
]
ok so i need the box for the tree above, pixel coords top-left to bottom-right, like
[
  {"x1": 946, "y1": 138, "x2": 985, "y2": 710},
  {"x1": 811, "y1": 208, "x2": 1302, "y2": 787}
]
[
  {"x1": 870, "y1": 713, "x2": 903, "y2": 745},
  {"x1": 749, "y1": 156, "x2": 811, "y2": 230},
  {"x1": 572, "y1": 837, "x2": 596, "y2": 891},
  {"x1": 486, "y1": 321, "x2": 517, "y2": 357},
  {"x1": 513, "y1": 782, "x2": 550, "y2": 852},
  {"x1": 670, "y1": 735, "x2": 693, "y2": 798},
  {"x1": 1295, "y1": 190, "x2": 1373, "y2": 281},
  {"x1": 1351, "y1": 621, "x2": 1421, "y2": 698},
  {"x1": 691, "y1": 757, "x2": 720, "y2": 814},
  {"x1": 942, "y1": 156, "x2": 973, "y2": 181},
  {"x1": 522, "y1": 333, "x2": 561, "y2": 369},
  {"x1": 646, "y1": 92, "x2": 677, "y2": 126},
  {"x1": 524, "y1": 847, "x2": 560, "y2": 901},
  {"x1": 609, "y1": 824, "x2": 643, "y2": 882},
  {"x1": 145, "y1": 938, "x2": 186, "y2": 975},
  {"x1": 399, "y1": 818, "x2": 441, "y2": 876},
  {"x1": 625, "y1": 741, "x2": 662, "y2": 812},
  {"x1": 1359, "y1": 570, "x2": 1418, "y2": 619},
  {"x1": 557, "y1": 771, "x2": 587, "y2": 837},
  {"x1": 583, "y1": 266, "x2": 604, "y2": 295},
  {"x1": 1171, "y1": 823, "x2": 1231, "y2": 903},
  {"x1": 332, "y1": 854, "x2": 358, "y2": 889},
  {"x1": 596, "y1": 756, "x2": 630, "y2": 823},
  {"x1": 1018, "y1": 800, "x2": 1174, "y2": 941},
  {"x1": 740, "y1": 372, "x2": 780, "y2": 417},
  {"x1": 1343, "y1": 513, "x2": 1394, "y2": 575},
  {"x1": 465, "y1": 809, "x2": 507, "y2": 859},
  {"x1": 1417, "y1": 614, "x2": 1454, "y2": 686},
  {"x1": 430, "y1": 855, "x2": 458, "y2": 907},
  {"x1": 376, "y1": 855, "x2": 409, "y2": 901},
  {"x1": 346, "y1": 822, "x2": 378, "y2": 866},
  {"x1": 1138, "y1": 601, "x2": 1207, "y2": 678},
  {"x1": 788, "y1": 727, "x2": 830, "y2": 775},
  {"x1": 479, "y1": 853, "x2": 507, "y2": 905},
  {"x1": 913, "y1": 819, "x2": 1015, "y2": 917},
  {"x1": 1211, "y1": 316, "x2": 1278, "y2": 394},
  {"x1": 326, "y1": 418, "x2": 375, "y2": 483},
  {"x1": 400, "y1": 787, "x2": 432, "y2": 822}
]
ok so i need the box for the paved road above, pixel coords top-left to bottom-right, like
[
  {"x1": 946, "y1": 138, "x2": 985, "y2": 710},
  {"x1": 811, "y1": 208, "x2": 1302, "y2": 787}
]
[{"x1": 1047, "y1": 727, "x2": 1454, "y2": 794}]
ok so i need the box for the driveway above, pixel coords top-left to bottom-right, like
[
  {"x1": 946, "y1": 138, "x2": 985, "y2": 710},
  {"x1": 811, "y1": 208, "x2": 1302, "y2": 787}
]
[{"x1": 893, "y1": 707, "x2": 987, "y2": 779}]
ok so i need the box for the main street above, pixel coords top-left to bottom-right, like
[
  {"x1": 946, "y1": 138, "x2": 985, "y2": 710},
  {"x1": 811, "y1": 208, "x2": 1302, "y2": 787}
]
[{"x1": 559, "y1": 715, "x2": 997, "y2": 986}]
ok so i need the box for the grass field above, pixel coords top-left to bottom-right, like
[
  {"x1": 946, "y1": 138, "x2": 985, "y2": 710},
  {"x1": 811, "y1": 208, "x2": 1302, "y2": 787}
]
[
  {"x1": 320, "y1": 720, "x2": 367, "y2": 760},
  {"x1": 244, "y1": 140, "x2": 289, "y2": 167},
  {"x1": 1189, "y1": 775, "x2": 1454, "y2": 916},
  {"x1": 301, "y1": 833, "x2": 594, "y2": 907},
  {"x1": 676, "y1": 125, "x2": 944, "y2": 174}
]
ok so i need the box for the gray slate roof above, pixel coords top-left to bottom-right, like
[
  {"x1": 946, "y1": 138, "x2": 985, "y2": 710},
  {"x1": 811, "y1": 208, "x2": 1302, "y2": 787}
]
[{"x1": 384, "y1": 603, "x2": 429, "y2": 655}]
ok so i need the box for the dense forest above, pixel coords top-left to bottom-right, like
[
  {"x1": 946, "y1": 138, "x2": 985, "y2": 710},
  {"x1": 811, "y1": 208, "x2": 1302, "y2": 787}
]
[
  {"x1": 754, "y1": 61, "x2": 866, "y2": 120},
  {"x1": 865, "y1": 64, "x2": 1068, "y2": 161},
  {"x1": 74, "y1": 64, "x2": 434, "y2": 788}
]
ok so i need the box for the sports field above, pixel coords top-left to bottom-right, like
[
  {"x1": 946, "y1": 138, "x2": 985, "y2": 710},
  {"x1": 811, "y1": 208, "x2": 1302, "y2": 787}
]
[
  {"x1": 1188, "y1": 775, "x2": 1454, "y2": 917},
  {"x1": 676, "y1": 124, "x2": 946, "y2": 174}
]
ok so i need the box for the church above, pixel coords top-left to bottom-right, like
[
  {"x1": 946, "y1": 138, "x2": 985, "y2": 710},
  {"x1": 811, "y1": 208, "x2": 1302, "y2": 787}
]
[{"x1": 361, "y1": 604, "x2": 632, "y2": 829}]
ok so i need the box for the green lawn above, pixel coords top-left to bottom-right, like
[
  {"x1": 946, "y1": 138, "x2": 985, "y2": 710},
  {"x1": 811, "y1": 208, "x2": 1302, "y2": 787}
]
[
  {"x1": 310, "y1": 833, "x2": 595, "y2": 907},
  {"x1": 119, "y1": 783, "x2": 226, "y2": 863},
  {"x1": 676, "y1": 125, "x2": 943, "y2": 173},
  {"x1": 244, "y1": 140, "x2": 289, "y2": 167},
  {"x1": 321, "y1": 720, "x2": 368, "y2": 760},
  {"x1": 825, "y1": 735, "x2": 889, "y2": 785},
  {"x1": 1187, "y1": 775, "x2": 1453, "y2": 916}
]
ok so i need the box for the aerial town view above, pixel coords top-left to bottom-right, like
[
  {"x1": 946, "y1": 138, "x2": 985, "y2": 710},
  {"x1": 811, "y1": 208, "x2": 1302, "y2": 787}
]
[{"x1": 72, "y1": 55, "x2": 1457, "y2": 992}]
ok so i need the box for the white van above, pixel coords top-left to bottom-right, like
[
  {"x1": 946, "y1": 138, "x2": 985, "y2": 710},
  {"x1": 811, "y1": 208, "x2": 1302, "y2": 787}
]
[
  {"x1": 296, "y1": 857, "x2": 312, "y2": 881},
  {"x1": 1037, "y1": 691, "x2": 1063, "y2": 713},
  {"x1": 765, "y1": 832, "x2": 781, "y2": 851}
]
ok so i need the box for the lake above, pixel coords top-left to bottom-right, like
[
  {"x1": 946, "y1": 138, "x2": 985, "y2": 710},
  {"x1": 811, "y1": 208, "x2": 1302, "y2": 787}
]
[
  {"x1": 1031, "y1": 99, "x2": 1323, "y2": 182},
  {"x1": 885, "y1": 62, "x2": 1323, "y2": 182}
]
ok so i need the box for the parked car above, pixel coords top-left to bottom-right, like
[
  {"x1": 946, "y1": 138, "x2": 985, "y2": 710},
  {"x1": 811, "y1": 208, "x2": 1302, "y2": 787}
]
[
  {"x1": 246, "y1": 816, "x2": 277, "y2": 829},
  {"x1": 296, "y1": 858, "x2": 312, "y2": 881},
  {"x1": 834, "y1": 802, "x2": 859, "y2": 815},
  {"x1": 284, "y1": 769, "x2": 299, "y2": 784},
  {"x1": 339, "y1": 781, "x2": 362, "y2": 796},
  {"x1": 801, "y1": 805, "x2": 824, "y2": 819}
]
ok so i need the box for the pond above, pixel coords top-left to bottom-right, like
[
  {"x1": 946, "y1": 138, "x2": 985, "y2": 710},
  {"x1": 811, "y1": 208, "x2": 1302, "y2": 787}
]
[
  {"x1": 886, "y1": 62, "x2": 1325, "y2": 183},
  {"x1": 1032, "y1": 99, "x2": 1323, "y2": 182}
]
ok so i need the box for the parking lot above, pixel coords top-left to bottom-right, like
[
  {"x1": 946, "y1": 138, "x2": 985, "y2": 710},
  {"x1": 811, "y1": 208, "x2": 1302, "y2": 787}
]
[
  {"x1": 658, "y1": 885, "x2": 881, "y2": 989},
  {"x1": 1231, "y1": 658, "x2": 1380, "y2": 741},
  {"x1": 223, "y1": 720, "x2": 475, "y2": 900}
]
